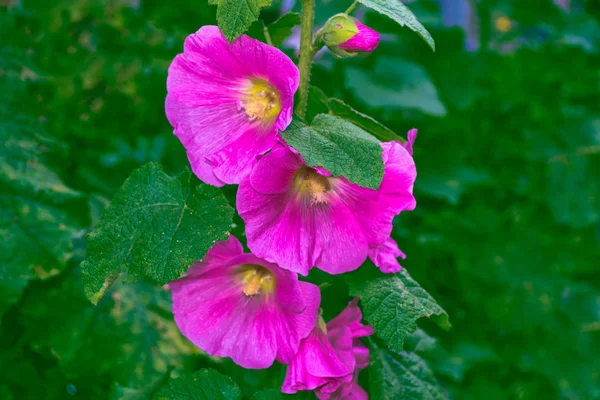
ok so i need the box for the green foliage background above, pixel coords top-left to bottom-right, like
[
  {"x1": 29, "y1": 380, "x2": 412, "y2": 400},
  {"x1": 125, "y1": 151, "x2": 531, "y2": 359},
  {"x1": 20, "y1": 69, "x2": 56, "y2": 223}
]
[{"x1": 1, "y1": 0, "x2": 599, "y2": 399}]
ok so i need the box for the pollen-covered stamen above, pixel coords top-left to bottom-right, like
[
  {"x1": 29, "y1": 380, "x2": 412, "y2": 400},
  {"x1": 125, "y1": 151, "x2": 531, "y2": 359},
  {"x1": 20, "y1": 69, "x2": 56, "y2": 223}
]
[
  {"x1": 240, "y1": 79, "x2": 281, "y2": 123},
  {"x1": 294, "y1": 166, "x2": 333, "y2": 204},
  {"x1": 237, "y1": 264, "x2": 275, "y2": 297}
]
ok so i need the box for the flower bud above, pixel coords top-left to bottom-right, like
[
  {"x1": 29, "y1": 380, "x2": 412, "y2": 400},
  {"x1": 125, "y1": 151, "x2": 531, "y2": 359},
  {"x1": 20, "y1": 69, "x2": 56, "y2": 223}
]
[{"x1": 321, "y1": 14, "x2": 380, "y2": 57}]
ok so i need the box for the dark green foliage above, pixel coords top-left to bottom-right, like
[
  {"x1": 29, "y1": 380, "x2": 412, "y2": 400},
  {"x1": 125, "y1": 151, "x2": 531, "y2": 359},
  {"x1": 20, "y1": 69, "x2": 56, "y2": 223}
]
[{"x1": 1, "y1": 0, "x2": 599, "y2": 399}]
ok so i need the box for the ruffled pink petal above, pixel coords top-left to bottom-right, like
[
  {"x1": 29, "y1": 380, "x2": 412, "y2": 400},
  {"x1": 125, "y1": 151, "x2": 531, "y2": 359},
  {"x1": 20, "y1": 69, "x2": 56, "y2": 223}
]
[
  {"x1": 238, "y1": 181, "x2": 370, "y2": 275},
  {"x1": 239, "y1": 147, "x2": 370, "y2": 275},
  {"x1": 170, "y1": 236, "x2": 319, "y2": 369},
  {"x1": 165, "y1": 26, "x2": 299, "y2": 186},
  {"x1": 275, "y1": 281, "x2": 321, "y2": 363},
  {"x1": 202, "y1": 235, "x2": 244, "y2": 265},
  {"x1": 336, "y1": 140, "x2": 416, "y2": 247},
  {"x1": 402, "y1": 128, "x2": 418, "y2": 156},
  {"x1": 338, "y1": 20, "x2": 380, "y2": 53},
  {"x1": 368, "y1": 236, "x2": 406, "y2": 274},
  {"x1": 327, "y1": 298, "x2": 374, "y2": 339},
  {"x1": 282, "y1": 328, "x2": 355, "y2": 394},
  {"x1": 249, "y1": 145, "x2": 303, "y2": 195}
]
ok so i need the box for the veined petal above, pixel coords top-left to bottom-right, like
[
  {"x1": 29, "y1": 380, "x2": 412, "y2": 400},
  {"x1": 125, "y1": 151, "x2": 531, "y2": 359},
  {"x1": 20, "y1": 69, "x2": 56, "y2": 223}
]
[{"x1": 165, "y1": 26, "x2": 299, "y2": 186}]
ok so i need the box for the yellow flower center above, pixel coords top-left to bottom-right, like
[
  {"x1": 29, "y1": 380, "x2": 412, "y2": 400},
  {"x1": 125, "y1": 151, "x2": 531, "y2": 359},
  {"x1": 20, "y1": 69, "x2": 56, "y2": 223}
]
[
  {"x1": 241, "y1": 79, "x2": 281, "y2": 123},
  {"x1": 294, "y1": 166, "x2": 333, "y2": 204},
  {"x1": 236, "y1": 264, "x2": 275, "y2": 297}
]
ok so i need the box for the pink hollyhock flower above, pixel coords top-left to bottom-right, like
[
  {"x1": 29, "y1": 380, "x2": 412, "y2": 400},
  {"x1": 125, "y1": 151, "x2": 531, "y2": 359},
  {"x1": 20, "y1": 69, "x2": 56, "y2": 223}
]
[
  {"x1": 338, "y1": 20, "x2": 380, "y2": 53},
  {"x1": 169, "y1": 235, "x2": 320, "y2": 369},
  {"x1": 237, "y1": 132, "x2": 417, "y2": 275},
  {"x1": 282, "y1": 299, "x2": 373, "y2": 399},
  {"x1": 165, "y1": 26, "x2": 299, "y2": 186}
]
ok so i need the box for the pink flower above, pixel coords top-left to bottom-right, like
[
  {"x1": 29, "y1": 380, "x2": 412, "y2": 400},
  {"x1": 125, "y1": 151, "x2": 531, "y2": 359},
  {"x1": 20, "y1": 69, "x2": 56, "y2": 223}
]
[
  {"x1": 165, "y1": 26, "x2": 300, "y2": 186},
  {"x1": 237, "y1": 133, "x2": 417, "y2": 275},
  {"x1": 282, "y1": 299, "x2": 373, "y2": 399},
  {"x1": 169, "y1": 235, "x2": 320, "y2": 369},
  {"x1": 338, "y1": 20, "x2": 380, "y2": 53}
]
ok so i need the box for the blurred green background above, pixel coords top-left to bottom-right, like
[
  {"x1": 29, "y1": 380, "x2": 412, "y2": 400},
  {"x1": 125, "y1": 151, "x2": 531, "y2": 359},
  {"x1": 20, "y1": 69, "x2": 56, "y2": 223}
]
[{"x1": 1, "y1": 0, "x2": 599, "y2": 399}]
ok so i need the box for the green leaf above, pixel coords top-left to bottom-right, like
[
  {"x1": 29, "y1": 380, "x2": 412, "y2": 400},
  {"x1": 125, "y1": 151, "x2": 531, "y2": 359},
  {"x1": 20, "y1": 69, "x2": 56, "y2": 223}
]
[
  {"x1": 153, "y1": 369, "x2": 242, "y2": 400},
  {"x1": 81, "y1": 162, "x2": 234, "y2": 304},
  {"x1": 20, "y1": 269, "x2": 198, "y2": 387},
  {"x1": 267, "y1": 12, "x2": 301, "y2": 47},
  {"x1": 357, "y1": 0, "x2": 435, "y2": 51},
  {"x1": 0, "y1": 195, "x2": 78, "y2": 319},
  {"x1": 214, "y1": 0, "x2": 272, "y2": 41},
  {"x1": 281, "y1": 115, "x2": 384, "y2": 189},
  {"x1": 369, "y1": 339, "x2": 447, "y2": 400},
  {"x1": 345, "y1": 59, "x2": 446, "y2": 116},
  {"x1": 346, "y1": 263, "x2": 450, "y2": 351},
  {"x1": 0, "y1": 124, "x2": 80, "y2": 319},
  {"x1": 327, "y1": 99, "x2": 405, "y2": 143}
]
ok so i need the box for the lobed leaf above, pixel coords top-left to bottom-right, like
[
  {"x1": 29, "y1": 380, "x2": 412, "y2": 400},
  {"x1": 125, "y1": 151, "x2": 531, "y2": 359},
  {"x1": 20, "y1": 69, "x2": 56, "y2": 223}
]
[
  {"x1": 153, "y1": 369, "x2": 242, "y2": 400},
  {"x1": 357, "y1": 0, "x2": 435, "y2": 51},
  {"x1": 346, "y1": 263, "x2": 450, "y2": 351},
  {"x1": 81, "y1": 162, "x2": 234, "y2": 304},
  {"x1": 281, "y1": 115, "x2": 384, "y2": 189}
]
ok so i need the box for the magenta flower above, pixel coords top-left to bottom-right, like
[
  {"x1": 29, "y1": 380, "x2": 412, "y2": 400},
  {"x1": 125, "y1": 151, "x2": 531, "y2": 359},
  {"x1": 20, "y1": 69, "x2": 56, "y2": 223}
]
[
  {"x1": 165, "y1": 26, "x2": 300, "y2": 186},
  {"x1": 338, "y1": 20, "x2": 380, "y2": 53},
  {"x1": 282, "y1": 299, "x2": 373, "y2": 399},
  {"x1": 169, "y1": 235, "x2": 320, "y2": 369},
  {"x1": 237, "y1": 133, "x2": 417, "y2": 275}
]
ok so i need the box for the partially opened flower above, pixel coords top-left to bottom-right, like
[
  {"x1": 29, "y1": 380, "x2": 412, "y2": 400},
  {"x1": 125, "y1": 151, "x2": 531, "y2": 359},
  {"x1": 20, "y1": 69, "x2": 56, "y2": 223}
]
[
  {"x1": 321, "y1": 14, "x2": 380, "y2": 58},
  {"x1": 237, "y1": 133, "x2": 417, "y2": 275},
  {"x1": 165, "y1": 26, "x2": 299, "y2": 186},
  {"x1": 282, "y1": 299, "x2": 373, "y2": 399},
  {"x1": 169, "y1": 235, "x2": 320, "y2": 369}
]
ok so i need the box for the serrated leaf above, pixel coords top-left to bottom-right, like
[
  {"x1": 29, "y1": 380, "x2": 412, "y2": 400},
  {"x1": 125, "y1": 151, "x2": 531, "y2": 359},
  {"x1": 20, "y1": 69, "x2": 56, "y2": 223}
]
[
  {"x1": 81, "y1": 162, "x2": 234, "y2": 304},
  {"x1": 267, "y1": 12, "x2": 301, "y2": 47},
  {"x1": 369, "y1": 339, "x2": 447, "y2": 400},
  {"x1": 327, "y1": 98, "x2": 405, "y2": 143},
  {"x1": 281, "y1": 115, "x2": 384, "y2": 189},
  {"x1": 153, "y1": 369, "x2": 242, "y2": 400},
  {"x1": 346, "y1": 263, "x2": 450, "y2": 351},
  {"x1": 357, "y1": 0, "x2": 435, "y2": 51},
  {"x1": 215, "y1": 0, "x2": 272, "y2": 41}
]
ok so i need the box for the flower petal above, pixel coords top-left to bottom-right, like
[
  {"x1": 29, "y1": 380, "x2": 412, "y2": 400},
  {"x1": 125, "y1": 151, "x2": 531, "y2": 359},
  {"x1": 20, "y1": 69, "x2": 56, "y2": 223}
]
[
  {"x1": 165, "y1": 26, "x2": 299, "y2": 185},
  {"x1": 368, "y1": 236, "x2": 406, "y2": 274}
]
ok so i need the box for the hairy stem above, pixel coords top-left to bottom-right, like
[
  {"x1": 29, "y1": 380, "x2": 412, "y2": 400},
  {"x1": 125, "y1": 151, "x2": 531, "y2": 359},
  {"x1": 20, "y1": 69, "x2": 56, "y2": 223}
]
[{"x1": 296, "y1": 0, "x2": 316, "y2": 119}]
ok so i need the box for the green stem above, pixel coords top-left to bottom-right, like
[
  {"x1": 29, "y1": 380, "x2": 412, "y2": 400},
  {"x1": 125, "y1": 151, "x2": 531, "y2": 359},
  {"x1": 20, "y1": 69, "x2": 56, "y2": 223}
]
[
  {"x1": 345, "y1": 1, "x2": 359, "y2": 15},
  {"x1": 296, "y1": 0, "x2": 316, "y2": 119},
  {"x1": 263, "y1": 25, "x2": 273, "y2": 46}
]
